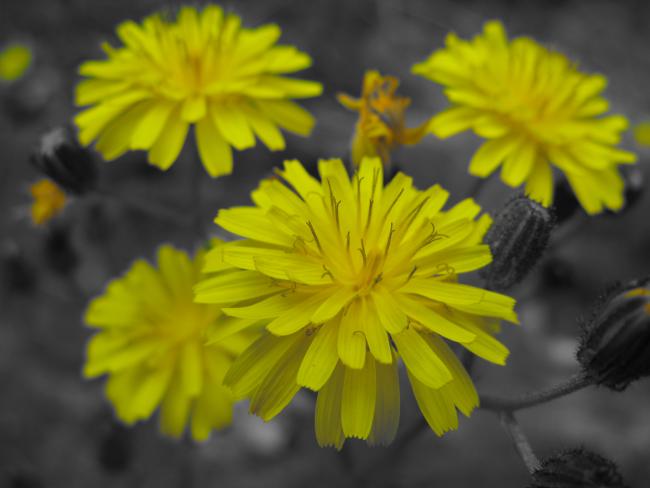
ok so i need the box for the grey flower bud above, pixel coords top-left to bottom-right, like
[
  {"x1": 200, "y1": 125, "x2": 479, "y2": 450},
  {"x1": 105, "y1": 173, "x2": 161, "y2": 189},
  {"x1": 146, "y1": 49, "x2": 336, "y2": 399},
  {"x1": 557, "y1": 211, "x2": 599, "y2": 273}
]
[
  {"x1": 529, "y1": 448, "x2": 628, "y2": 488},
  {"x1": 577, "y1": 277, "x2": 650, "y2": 391},
  {"x1": 480, "y1": 195, "x2": 554, "y2": 291},
  {"x1": 31, "y1": 125, "x2": 97, "y2": 195}
]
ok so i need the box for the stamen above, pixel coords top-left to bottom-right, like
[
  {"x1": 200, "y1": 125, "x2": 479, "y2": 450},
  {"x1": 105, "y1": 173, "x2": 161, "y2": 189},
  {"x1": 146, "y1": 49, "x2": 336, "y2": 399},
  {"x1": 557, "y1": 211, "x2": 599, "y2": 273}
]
[
  {"x1": 358, "y1": 239, "x2": 367, "y2": 266},
  {"x1": 383, "y1": 188, "x2": 404, "y2": 221},
  {"x1": 321, "y1": 265, "x2": 334, "y2": 280},
  {"x1": 306, "y1": 221, "x2": 323, "y2": 253},
  {"x1": 406, "y1": 265, "x2": 418, "y2": 283},
  {"x1": 385, "y1": 222, "x2": 395, "y2": 257}
]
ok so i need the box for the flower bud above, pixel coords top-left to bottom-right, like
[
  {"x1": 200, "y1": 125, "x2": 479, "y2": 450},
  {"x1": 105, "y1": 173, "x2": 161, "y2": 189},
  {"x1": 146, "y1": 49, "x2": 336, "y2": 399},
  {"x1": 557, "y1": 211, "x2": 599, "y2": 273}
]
[
  {"x1": 577, "y1": 277, "x2": 650, "y2": 391},
  {"x1": 480, "y1": 195, "x2": 554, "y2": 291},
  {"x1": 30, "y1": 126, "x2": 97, "y2": 195},
  {"x1": 529, "y1": 448, "x2": 628, "y2": 488}
]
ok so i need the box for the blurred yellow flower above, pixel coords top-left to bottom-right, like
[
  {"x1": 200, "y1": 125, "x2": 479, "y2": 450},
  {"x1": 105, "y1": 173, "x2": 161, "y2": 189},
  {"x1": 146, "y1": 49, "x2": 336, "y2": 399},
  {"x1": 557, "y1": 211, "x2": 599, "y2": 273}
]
[
  {"x1": 413, "y1": 20, "x2": 636, "y2": 215},
  {"x1": 195, "y1": 157, "x2": 517, "y2": 448},
  {"x1": 633, "y1": 121, "x2": 650, "y2": 147},
  {"x1": 338, "y1": 71, "x2": 429, "y2": 168},
  {"x1": 84, "y1": 245, "x2": 256, "y2": 441},
  {"x1": 30, "y1": 179, "x2": 67, "y2": 225},
  {"x1": 0, "y1": 43, "x2": 32, "y2": 82},
  {"x1": 75, "y1": 5, "x2": 322, "y2": 177}
]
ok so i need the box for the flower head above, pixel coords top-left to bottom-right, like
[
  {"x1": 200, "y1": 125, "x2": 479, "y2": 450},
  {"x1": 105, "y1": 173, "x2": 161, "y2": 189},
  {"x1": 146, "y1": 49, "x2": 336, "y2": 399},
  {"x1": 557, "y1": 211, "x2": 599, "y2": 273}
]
[
  {"x1": 31, "y1": 126, "x2": 97, "y2": 195},
  {"x1": 29, "y1": 179, "x2": 67, "y2": 225},
  {"x1": 530, "y1": 448, "x2": 628, "y2": 488},
  {"x1": 75, "y1": 5, "x2": 322, "y2": 177},
  {"x1": 84, "y1": 245, "x2": 255, "y2": 441},
  {"x1": 338, "y1": 71, "x2": 429, "y2": 168},
  {"x1": 0, "y1": 43, "x2": 32, "y2": 82},
  {"x1": 413, "y1": 21, "x2": 637, "y2": 214},
  {"x1": 195, "y1": 157, "x2": 518, "y2": 448},
  {"x1": 577, "y1": 278, "x2": 650, "y2": 391}
]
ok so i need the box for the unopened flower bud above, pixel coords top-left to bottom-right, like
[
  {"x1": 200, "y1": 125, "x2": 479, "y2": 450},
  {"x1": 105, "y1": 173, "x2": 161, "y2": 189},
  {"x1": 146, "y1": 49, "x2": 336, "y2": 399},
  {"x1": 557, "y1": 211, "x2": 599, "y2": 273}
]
[
  {"x1": 31, "y1": 126, "x2": 97, "y2": 195},
  {"x1": 577, "y1": 277, "x2": 650, "y2": 391},
  {"x1": 480, "y1": 195, "x2": 554, "y2": 291},
  {"x1": 529, "y1": 448, "x2": 628, "y2": 488}
]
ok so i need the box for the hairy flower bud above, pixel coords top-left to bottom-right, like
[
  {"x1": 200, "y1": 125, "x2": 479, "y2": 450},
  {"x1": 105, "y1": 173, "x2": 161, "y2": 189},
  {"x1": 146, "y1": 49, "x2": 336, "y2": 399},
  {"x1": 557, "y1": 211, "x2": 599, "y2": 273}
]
[
  {"x1": 31, "y1": 126, "x2": 97, "y2": 195},
  {"x1": 480, "y1": 195, "x2": 554, "y2": 291},
  {"x1": 529, "y1": 448, "x2": 628, "y2": 488},
  {"x1": 577, "y1": 278, "x2": 650, "y2": 391}
]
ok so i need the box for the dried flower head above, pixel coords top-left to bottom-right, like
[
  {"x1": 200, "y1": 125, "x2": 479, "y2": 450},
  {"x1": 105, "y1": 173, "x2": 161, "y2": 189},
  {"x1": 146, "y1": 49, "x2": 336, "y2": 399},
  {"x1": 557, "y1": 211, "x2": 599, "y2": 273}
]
[
  {"x1": 337, "y1": 70, "x2": 429, "y2": 168},
  {"x1": 195, "y1": 157, "x2": 518, "y2": 448},
  {"x1": 413, "y1": 21, "x2": 636, "y2": 214},
  {"x1": 75, "y1": 5, "x2": 322, "y2": 176}
]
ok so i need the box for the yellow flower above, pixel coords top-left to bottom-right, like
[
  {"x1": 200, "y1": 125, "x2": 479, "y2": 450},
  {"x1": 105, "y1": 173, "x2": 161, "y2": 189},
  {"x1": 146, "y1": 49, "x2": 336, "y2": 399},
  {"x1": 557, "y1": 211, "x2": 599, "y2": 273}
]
[
  {"x1": 84, "y1": 245, "x2": 256, "y2": 441},
  {"x1": 30, "y1": 179, "x2": 67, "y2": 225},
  {"x1": 195, "y1": 157, "x2": 518, "y2": 448},
  {"x1": 633, "y1": 121, "x2": 650, "y2": 147},
  {"x1": 412, "y1": 20, "x2": 637, "y2": 215},
  {"x1": 75, "y1": 5, "x2": 322, "y2": 177},
  {"x1": 0, "y1": 43, "x2": 32, "y2": 82},
  {"x1": 337, "y1": 70, "x2": 429, "y2": 168}
]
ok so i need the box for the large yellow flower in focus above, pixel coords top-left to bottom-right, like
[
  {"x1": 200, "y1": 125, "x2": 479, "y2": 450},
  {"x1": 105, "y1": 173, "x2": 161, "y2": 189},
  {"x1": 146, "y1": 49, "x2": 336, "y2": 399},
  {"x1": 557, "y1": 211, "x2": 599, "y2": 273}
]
[
  {"x1": 195, "y1": 157, "x2": 518, "y2": 448},
  {"x1": 413, "y1": 21, "x2": 637, "y2": 215},
  {"x1": 75, "y1": 6, "x2": 322, "y2": 177},
  {"x1": 84, "y1": 245, "x2": 255, "y2": 441}
]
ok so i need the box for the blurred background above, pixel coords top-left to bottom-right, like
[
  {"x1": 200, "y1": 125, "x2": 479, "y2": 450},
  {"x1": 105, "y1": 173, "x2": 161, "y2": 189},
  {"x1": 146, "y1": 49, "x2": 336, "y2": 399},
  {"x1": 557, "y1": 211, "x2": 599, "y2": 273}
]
[{"x1": 1, "y1": 0, "x2": 649, "y2": 486}]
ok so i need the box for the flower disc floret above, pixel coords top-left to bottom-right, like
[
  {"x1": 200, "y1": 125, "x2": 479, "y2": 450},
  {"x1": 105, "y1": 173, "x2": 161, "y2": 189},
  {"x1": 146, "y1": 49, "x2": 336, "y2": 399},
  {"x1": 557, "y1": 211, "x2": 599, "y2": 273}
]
[
  {"x1": 75, "y1": 5, "x2": 322, "y2": 176},
  {"x1": 195, "y1": 157, "x2": 518, "y2": 448},
  {"x1": 413, "y1": 20, "x2": 637, "y2": 214}
]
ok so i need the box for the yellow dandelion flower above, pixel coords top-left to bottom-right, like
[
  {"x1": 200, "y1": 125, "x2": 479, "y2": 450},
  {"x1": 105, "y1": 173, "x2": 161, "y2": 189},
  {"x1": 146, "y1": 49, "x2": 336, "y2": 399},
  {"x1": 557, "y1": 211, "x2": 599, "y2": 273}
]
[
  {"x1": 84, "y1": 245, "x2": 256, "y2": 441},
  {"x1": 0, "y1": 43, "x2": 32, "y2": 82},
  {"x1": 412, "y1": 20, "x2": 637, "y2": 215},
  {"x1": 633, "y1": 121, "x2": 650, "y2": 147},
  {"x1": 195, "y1": 157, "x2": 518, "y2": 448},
  {"x1": 74, "y1": 5, "x2": 322, "y2": 177},
  {"x1": 30, "y1": 179, "x2": 67, "y2": 225},
  {"x1": 337, "y1": 70, "x2": 429, "y2": 168}
]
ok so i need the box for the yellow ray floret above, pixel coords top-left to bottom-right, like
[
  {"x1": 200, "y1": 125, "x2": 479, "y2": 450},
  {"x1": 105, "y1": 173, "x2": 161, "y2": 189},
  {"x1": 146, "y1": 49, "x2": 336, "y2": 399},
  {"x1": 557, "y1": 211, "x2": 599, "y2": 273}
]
[
  {"x1": 412, "y1": 20, "x2": 637, "y2": 215},
  {"x1": 338, "y1": 70, "x2": 430, "y2": 168},
  {"x1": 84, "y1": 244, "x2": 256, "y2": 441},
  {"x1": 0, "y1": 43, "x2": 32, "y2": 82},
  {"x1": 195, "y1": 157, "x2": 518, "y2": 448},
  {"x1": 74, "y1": 5, "x2": 322, "y2": 177},
  {"x1": 30, "y1": 179, "x2": 67, "y2": 225}
]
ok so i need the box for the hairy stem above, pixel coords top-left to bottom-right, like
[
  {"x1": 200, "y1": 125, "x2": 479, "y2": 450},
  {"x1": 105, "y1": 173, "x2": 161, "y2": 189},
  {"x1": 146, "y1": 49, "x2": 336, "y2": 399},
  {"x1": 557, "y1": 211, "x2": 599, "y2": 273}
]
[
  {"x1": 499, "y1": 411, "x2": 540, "y2": 473},
  {"x1": 480, "y1": 372, "x2": 592, "y2": 412}
]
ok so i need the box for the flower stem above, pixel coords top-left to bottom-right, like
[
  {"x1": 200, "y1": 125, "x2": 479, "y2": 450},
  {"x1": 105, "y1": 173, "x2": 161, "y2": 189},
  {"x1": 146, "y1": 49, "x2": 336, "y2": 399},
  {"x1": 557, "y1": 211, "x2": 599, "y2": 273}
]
[
  {"x1": 466, "y1": 177, "x2": 488, "y2": 200},
  {"x1": 499, "y1": 411, "x2": 540, "y2": 473},
  {"x1": 480, "y1": 372, "x2": 592, "y2": 412}
]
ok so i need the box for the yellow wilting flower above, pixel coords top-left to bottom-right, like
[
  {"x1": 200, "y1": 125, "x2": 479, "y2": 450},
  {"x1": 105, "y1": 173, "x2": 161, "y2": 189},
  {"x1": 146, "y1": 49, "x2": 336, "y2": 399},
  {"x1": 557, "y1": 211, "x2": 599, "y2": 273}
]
[
  {"x1": 84, "y1": 245, "x2": 256, "y2": 441},
  {"x1": 195, "y1": 157, "x2": 518, "y2": 448},
  {"x1": 0, "y1": 43, "x2": 32, "y2": 82},
  {"x1": 412, "y1": 20, "x2": 637, "y2": 215},
  {"x1": 337, "y1": 70, "x2": 429, "y2": 168},
  {"x1": 29, "y1": 179, "x2": 67, "y2": 225},
  {"x1": 75, "y1": 5, "x2": 322, "y2": 177}
]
